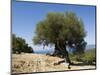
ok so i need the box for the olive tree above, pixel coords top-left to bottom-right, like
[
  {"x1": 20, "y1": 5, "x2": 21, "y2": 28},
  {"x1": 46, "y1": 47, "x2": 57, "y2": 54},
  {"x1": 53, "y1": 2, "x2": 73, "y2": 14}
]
[{"x1": 33, "y1": 12, "x2": 86, "y2": 64}]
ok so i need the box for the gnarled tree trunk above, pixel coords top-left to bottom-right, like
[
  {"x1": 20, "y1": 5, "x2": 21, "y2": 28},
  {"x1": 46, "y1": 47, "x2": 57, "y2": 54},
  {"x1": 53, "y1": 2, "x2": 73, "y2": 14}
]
[{"x1": 53, "y1": 40, "x2": 71, "y2": 64}]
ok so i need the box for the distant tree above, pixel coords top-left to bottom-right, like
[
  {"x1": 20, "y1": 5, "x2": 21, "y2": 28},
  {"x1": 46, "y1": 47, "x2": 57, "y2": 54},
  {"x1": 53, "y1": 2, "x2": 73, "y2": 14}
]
[
  {"x1": 12, "y1": 34, "x2": 33, "y2": 54},
  {"x1": 33, "y1": 12, "x2": 87, "y2": 64}
]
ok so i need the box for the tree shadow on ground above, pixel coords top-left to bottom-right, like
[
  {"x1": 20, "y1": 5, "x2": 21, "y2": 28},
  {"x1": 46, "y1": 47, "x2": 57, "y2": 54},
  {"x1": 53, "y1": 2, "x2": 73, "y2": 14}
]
[{"x1": 54, "y1": 60, "x2": 96, "y2": 66}]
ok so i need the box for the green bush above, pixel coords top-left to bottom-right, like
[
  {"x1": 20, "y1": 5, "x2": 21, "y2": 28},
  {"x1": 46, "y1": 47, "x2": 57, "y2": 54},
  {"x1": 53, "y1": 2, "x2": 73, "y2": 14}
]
[
  {"x1": 69, "y1": 49, "x2": 96, "y2": 65},
  {"x1": 82, "y1": 49, "x2": 96, "y2": 65},
  {"x1": 12, "y1": 34, "x2": 34, "y2": 54},
  {"x1": 69, "y1": 53, "x2": 84, "y2": 61}
]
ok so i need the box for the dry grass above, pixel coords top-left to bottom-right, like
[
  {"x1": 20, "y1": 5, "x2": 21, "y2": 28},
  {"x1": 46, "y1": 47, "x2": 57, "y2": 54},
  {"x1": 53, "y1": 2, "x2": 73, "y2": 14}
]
[{"x1": 12, "y1": 53, "x2": 96, "y2": 74}]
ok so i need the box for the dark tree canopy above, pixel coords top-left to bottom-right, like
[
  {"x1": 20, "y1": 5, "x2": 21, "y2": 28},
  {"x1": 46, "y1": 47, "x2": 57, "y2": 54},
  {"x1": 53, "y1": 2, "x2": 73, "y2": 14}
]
[
  {"x1": 12, "y1": 34, "x2": 33, "y2": 54},
  {"x1": 33, "y1": 12, "x2": 87, "y2": 63}
]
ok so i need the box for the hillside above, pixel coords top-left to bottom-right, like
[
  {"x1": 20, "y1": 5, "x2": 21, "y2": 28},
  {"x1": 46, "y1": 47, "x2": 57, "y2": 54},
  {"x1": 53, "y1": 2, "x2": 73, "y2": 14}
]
[
  {"x1": 12, "y1": 53, "x2": 96, "y2": 74},
  {"x1": 85, "y1": 44, "x2": 95, "y2": 50}
]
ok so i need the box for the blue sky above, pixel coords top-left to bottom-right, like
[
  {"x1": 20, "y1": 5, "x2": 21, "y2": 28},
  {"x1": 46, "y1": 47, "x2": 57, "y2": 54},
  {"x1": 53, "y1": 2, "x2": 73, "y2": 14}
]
[{"x1": 12, "y1": 0, "x2": 96, "y2": 51}]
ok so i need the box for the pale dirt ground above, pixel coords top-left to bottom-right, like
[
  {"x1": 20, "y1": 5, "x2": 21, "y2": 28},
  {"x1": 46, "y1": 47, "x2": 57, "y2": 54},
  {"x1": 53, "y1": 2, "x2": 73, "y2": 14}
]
[{"x1": 12, "y1": 53, "x2": 96, "y2": 74}]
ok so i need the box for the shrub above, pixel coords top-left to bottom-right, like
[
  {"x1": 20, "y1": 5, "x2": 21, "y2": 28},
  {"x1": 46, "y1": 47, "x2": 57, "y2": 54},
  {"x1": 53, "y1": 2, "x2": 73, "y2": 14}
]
[
  {"x1": 12, "y1": 34, "x2": 34, "y2": 54},
  {"x1": 82, "y1": 49, "x2": 96, "y2": 65},
  {"x1": 69, "y1": 48, "x2": 96, "y2": 65}
]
